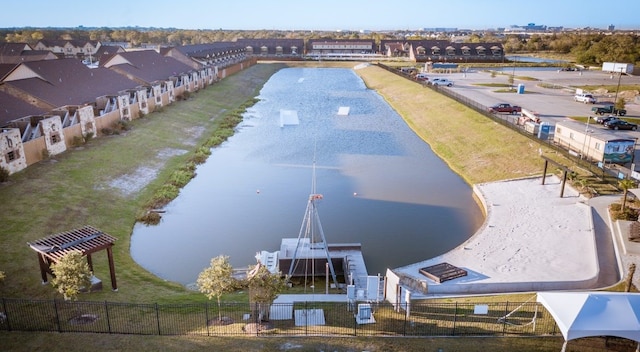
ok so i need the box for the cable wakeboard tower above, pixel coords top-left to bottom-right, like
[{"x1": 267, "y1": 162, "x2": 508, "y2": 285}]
[{"x1": 287, "y1": 157, "x2": 339, "y2": 290}]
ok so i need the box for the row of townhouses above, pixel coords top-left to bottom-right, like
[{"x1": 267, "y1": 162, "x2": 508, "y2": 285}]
[
  {"x1": 6, "y1": 38, "x2": 505, "y2": 62},
  {"x1": 0, "y1": 42, "x2": 253, "y2": 175},
  {"x1": 0, "y1": 38, "x2": 504, "y2": 176}
]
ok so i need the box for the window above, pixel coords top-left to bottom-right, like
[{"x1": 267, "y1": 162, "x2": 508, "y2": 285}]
[
  {"x1": 595, "y1": 142, "x2": 601, "y2": 150},
  {"x1": 50, "y1": 132, "x2": 61, "y2": 144},
  {"x1": 569, "y1": 132, "x2": 575, "y2": 140},
  {"x1": 6, "y1": 149, "x2": 19, "y2": 162}
]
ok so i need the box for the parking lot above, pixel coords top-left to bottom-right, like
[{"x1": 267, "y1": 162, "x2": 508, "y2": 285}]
[{"x1": 437, "y1": 67, "x2": 640, "y2": 140}]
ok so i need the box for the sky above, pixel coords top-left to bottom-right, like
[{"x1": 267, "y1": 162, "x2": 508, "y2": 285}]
[{"x1": 2, "y1": 0, "x2": 639, "y2": 31}]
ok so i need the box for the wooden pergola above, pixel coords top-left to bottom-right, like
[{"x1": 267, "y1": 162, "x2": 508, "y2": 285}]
[{"x1": 27, "y1": 225, "x2": 118, "y2": 291}]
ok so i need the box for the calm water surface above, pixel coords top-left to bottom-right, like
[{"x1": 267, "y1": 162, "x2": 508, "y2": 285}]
[{"x1": 131, "y1": 67, "x2": 484, "y2": 285}]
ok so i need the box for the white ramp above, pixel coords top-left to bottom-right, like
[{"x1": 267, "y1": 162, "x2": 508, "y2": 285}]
[
  {"x1": 280, "y1": 110, "x2": 299, "y2": 127},
  {"x1": 337, "y1": 107, "x2": 350, "y2": 116}
]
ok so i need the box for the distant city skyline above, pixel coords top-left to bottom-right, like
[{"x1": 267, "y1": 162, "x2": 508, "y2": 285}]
[{"x1": 3, "y1": 0, "x2": 639, "y2": 31}]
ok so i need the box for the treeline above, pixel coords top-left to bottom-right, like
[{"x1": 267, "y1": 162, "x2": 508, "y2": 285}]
[
  {"x1": 2, "y1": 27, "x2": 639, "y2": 65},
  {"x1": 0, "y1": 27, "x2": 399, "y2": 47},
  {"x1": 504, "y1": 33, "x2": 640, "y2": 65}
]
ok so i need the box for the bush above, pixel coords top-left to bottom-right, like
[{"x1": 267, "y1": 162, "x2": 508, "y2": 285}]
[
  {"x1": 115, "y1": 120, "x2": 130, "y2": 131},
  {"x1": 100, "y1": 127, "x2": 115, "y2": 136},
  {"x1": 41, "y1": 149, "x2": 51, "y2": 160},
  {"x1": 170, "y1": 169, "x2": 194, "y2": 188},
  {"x1": 0, "y1": 166, "x2": 9, "y2": 182},
  {"x1": 71, "y1": 136, "x2": 84, "y2": 148},
  {"x1": 610, "y1": 203, "x2": 639, "y2": 221},
  {"x1": 137, "y1": 211, "x2": 162, "y2": 226}
]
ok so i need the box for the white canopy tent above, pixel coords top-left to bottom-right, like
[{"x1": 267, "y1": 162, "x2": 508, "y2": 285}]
[{"x1": 537, "y1": 292, "x2": 640, "y2": 352}]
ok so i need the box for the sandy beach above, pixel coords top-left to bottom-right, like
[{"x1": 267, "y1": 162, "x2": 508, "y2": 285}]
[{"x1": 392, "y1": 175, "x2": 637, "y2": 296}]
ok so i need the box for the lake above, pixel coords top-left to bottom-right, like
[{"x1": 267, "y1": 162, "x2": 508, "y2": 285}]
[{"x1": 130, "y1": 67, "x2": 484, "y2": 285}]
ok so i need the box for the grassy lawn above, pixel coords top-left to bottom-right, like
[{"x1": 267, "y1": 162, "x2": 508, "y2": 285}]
[
  {"x1": 575, "y1": 84, "x2": 640, "y2": 93},
  {"x1": 4, "y1": 332, "x2": 635, "y2": 352}
]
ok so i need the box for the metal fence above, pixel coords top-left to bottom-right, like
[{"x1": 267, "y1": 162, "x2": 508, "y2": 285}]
[{"x1": 0, "y1": 298, "x2": 560, "y2": 337}]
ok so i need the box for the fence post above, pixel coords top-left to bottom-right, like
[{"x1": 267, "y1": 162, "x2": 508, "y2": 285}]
[
  {"x1": 502, "y1": 301, "x2": 509, "y2": 336},
  {"x1": 205, "y1": 301, "x2": 210, "y2": 337},
  {"x1": 254, "y1": 303, "x2": 259, "y2": 337},
  {"x1": 155, "y1": 303, "x2": 161, "y2": 335},
  {"x1": 452, "y1": 302, "x2": 457, "y2": 336},
  {"x1": 104, "y1": 301, "x2": 111, "y2": 334},
  {"x1": 304, "y1": 301, "x2": 308, "y2": 336},
  {"x1": 403, "y1": 301, "x2": 408, "y2": 336},
  {"x1": 53, "y1": 299, "x2": 61, "y2": 332},
  {"x1": 353, "y1": 302, "x2": 357, "y2": 336},
  {"x1": 2, "y1": 298, "x2": 11, "y2": 331}
]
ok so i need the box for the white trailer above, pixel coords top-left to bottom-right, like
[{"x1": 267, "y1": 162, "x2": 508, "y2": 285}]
[{"x1": 602, "y1": 62, "x2": 634, "y2": 74}]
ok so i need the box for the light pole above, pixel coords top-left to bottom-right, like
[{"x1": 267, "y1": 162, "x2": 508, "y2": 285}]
[
  {"x1": 613, "y1": 66, "x2": 623, "y2": 109},
  {"x1": 511, "y1": 56, "x2": 517, "y2": 90},
  {"x1": 582, "y1": 117, "x2": 593, "y2": 160}
]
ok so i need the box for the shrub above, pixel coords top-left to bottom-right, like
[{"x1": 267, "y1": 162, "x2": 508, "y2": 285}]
[
  {"x1": 100, "y1": 127, "x2": 115, "y2": 136},
  {"x1": 137, "y1": 211, "x2": 162, "y2": 226},
  {"x1": 115, "y1": 120, "x2": 130, "y2": 131},
  {"x1": 50, "y1": 251, "x2": 92, "y2": 301},
  {"x1": 610, "y1": 203, "x2": 639, "y2": 221},
  {"x1": 170, "y1": 169, "x2": 194, "y2": 188},
  {"x1": 71, "y1": 136, "x2": 84, "y2": 148},
  {"x1": 0, "y1": 166, "x2": 9, "y2": 183}
]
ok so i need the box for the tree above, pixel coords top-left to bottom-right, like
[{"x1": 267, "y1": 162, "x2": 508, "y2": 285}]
[
  {"x1": 615, "y1": 97, "x2": 626, "y2": 112},
  {"x1": 619, "y1": 178, "x2": 636, "y2": 213},
  {"x1": 245, "y1": 263, "x2": 288, "y2": 322},
  {"x1": 50, "y1": 251, "x2": 92, "y2": 301},
  {"x1": 196, "y1": 255, "x2": 238, "y2": 321}
]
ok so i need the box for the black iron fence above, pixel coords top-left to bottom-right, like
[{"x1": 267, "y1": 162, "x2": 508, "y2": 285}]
[{"x1": 0, "y1": 298, "x2": 559, "y2": 337}]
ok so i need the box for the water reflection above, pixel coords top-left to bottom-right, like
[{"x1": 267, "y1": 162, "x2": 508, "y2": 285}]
[{"x1": 131, "y1": 67, "x2": 484, "y2": 285}]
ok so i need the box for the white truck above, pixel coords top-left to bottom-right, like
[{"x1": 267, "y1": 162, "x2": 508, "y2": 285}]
[{"x1": 602, "y1": 62, "x2": 634, "y2": 74}]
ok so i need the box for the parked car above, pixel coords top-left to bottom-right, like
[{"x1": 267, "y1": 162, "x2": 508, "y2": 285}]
[
  {"x1": 604, "y1": 119, "x2": 637, "y2": 130},
  {"x1": 416, "y1": 73, "x2": 429, "y2": 81},
  {"x1": 488, "y1": 103, "x2": 522, "y2": 114},
  {"x1": 430, "y1": 78, "x2": 453, "y2": 87},
  {"x1": 595, "y1": 115, "x2": 618, "y2": 124},
  {"x1": 592, "y1": 104, "x2": 627, "y2": 116},
  {"x1": 574, "y1": 93, "x2": 596, "y2": 104}
]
